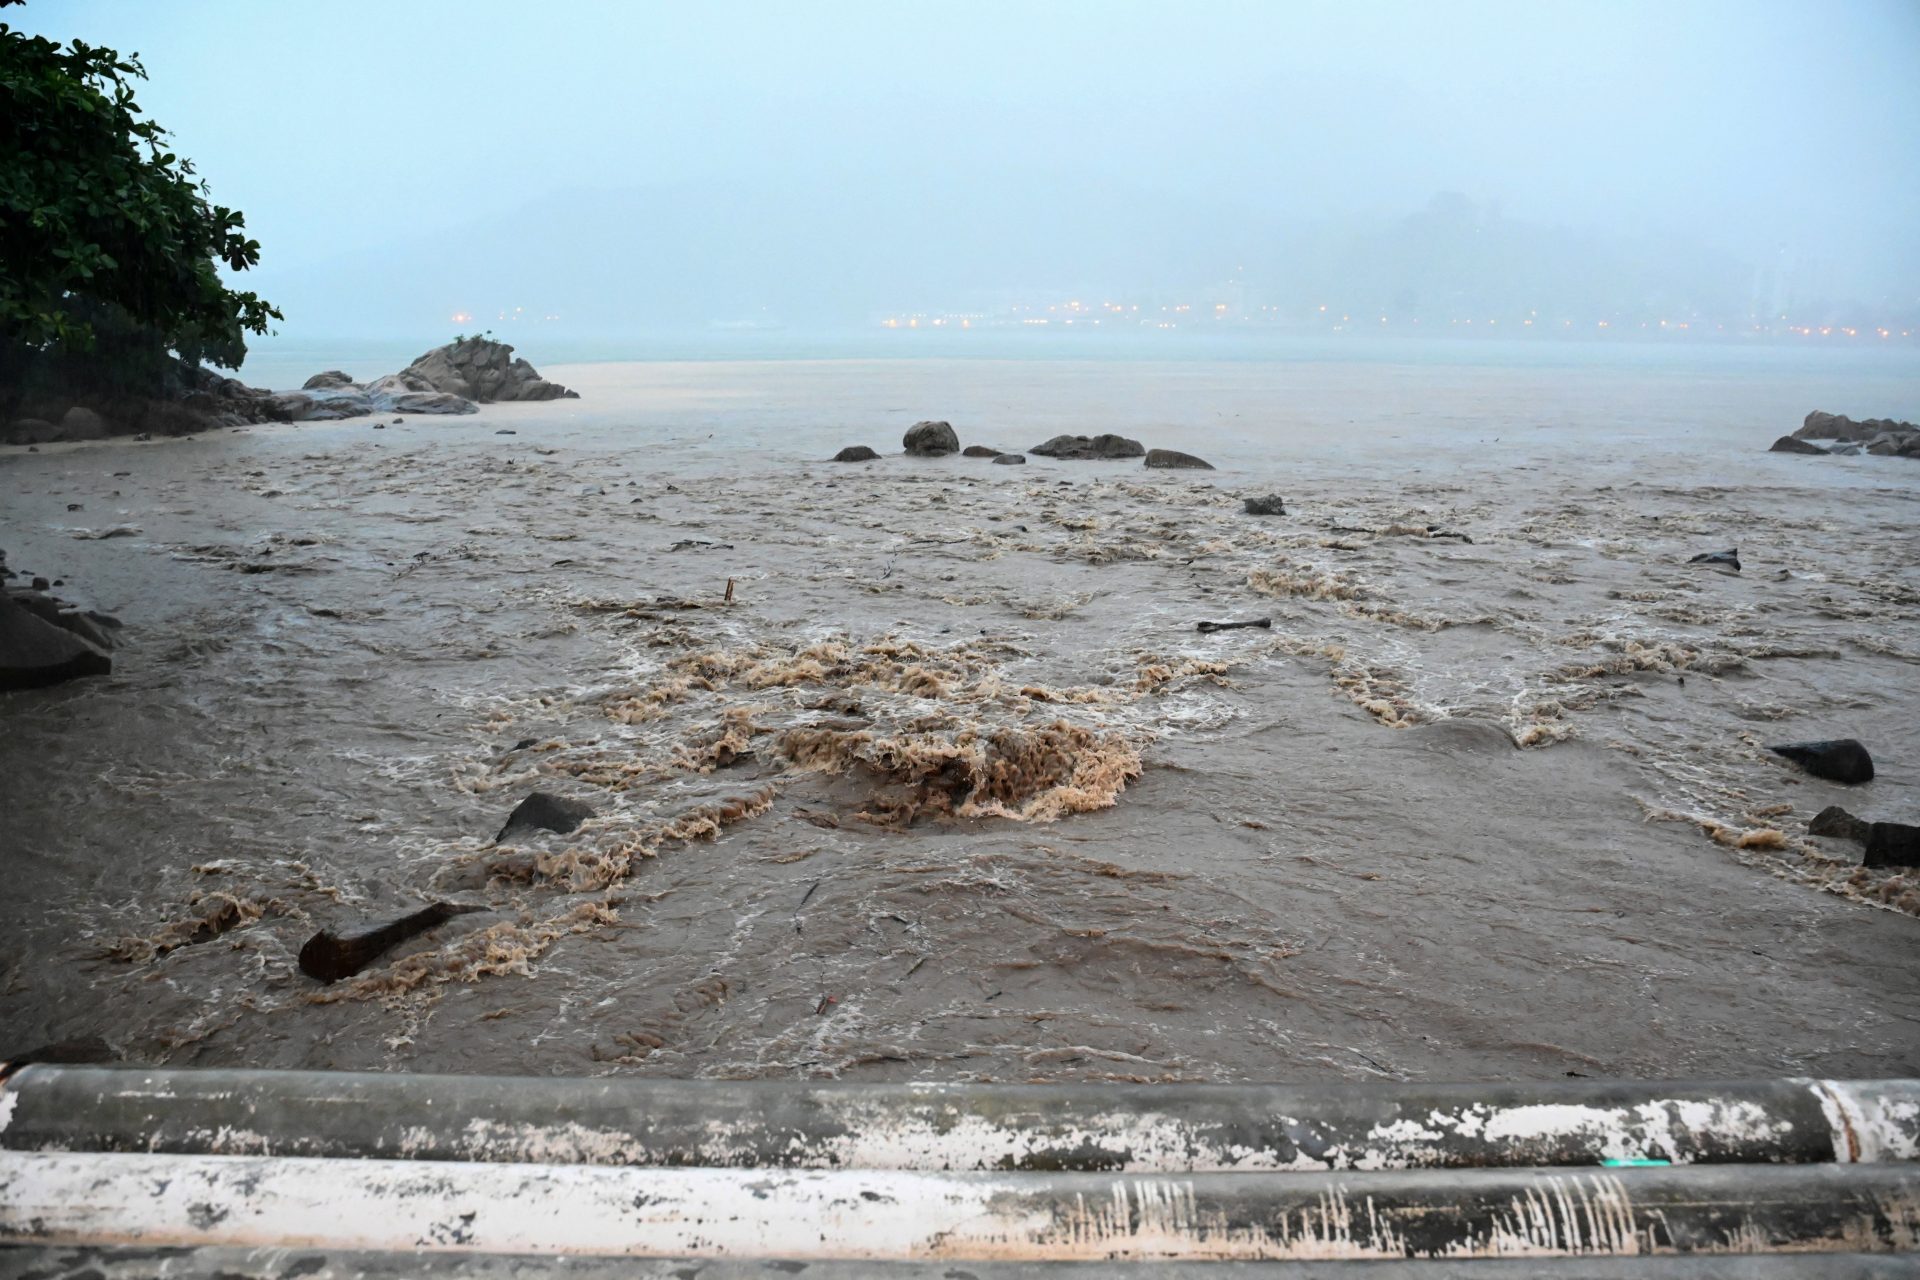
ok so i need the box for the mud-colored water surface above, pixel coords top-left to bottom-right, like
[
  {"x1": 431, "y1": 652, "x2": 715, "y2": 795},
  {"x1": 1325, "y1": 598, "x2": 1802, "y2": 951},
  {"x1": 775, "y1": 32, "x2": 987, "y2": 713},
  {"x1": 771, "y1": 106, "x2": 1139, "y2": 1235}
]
[{"x1": 3, "y1": 354, "x2": 1917, "y2": 1081}]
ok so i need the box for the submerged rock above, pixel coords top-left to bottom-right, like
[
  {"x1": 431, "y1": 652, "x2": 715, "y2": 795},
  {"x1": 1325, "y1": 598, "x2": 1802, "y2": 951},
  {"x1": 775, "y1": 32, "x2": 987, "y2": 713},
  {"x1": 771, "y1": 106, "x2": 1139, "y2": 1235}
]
[
  {"x1": 1144, "y1": 448, "x2": 1214, "y2": 470},
  {"x1": 1769, "y1": 435, "x2": 1827, "y2": 455},
  {"x1": 496, "y1": 790, "x2": 598, "y2": 842},
  {"x1": 1030, "y1": 433, "x2": 1144, "y2": 459},
  {"x1": 831, "y1": 445, "x2": 880, "y2": 462},
  {"x1": 991, "y1": 452, "x2": 1027, "y2": 465},
  {"x1": 1769, "y1": 738, "x2": 1874, "y2": 785},
  {"x1": 1687, "y1": 548, "x2": 1741, "y2": 572},
  {"x1": 903, "y1": 420, "x2": 959, "y2": 456},
  {"x1": 1244, "y1": 495, "x2": 1287, "y2": 515},
  {"x1": 961, "y1": 444, "x2": 1004, "y2": 458}
]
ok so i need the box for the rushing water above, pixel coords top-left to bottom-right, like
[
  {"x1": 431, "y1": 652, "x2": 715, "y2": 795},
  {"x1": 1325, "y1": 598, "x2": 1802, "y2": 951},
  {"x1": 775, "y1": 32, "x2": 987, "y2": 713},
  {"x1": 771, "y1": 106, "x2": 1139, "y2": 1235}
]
[{"x1": 3, "y1": 351, "x2": 1917, "y2": 1081}]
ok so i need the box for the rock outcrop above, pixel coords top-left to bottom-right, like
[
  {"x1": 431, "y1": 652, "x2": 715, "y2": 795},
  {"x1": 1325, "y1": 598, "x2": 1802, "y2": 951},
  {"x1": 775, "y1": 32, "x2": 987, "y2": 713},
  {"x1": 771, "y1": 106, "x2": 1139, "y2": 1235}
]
[
  {"x1": 3, "y1": 360, "x2": 285, "y2": 445},
  {"x1": 903, "y1": 420, "x2": 960, "y2": 456},
  {"x1": 402, "y1": 337, "x2": 578, "y2": 403},
  {"x1": 1030, "y1": 433, "x2": 1144, "y2": 459},
  {"x1": 1791, "y1": 411, "x2": 1920, "y2": 457},
  {"x1": 1144, "y1": 448, "x2": 1214, "y2": 470}
]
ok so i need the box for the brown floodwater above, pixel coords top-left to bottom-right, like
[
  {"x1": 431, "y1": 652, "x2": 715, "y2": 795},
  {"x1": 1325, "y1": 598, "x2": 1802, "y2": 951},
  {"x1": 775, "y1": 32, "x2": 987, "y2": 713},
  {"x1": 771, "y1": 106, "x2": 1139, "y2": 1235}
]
[{"x1": 2, "y1": 354, "x2": 1917, "y2": 1082}]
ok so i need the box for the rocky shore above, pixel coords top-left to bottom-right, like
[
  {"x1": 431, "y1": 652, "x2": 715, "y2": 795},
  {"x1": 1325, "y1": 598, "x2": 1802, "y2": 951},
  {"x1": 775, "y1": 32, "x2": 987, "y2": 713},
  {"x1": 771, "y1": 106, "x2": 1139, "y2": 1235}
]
[
  {"x1": 3, "y1": 336, "x2": 577, "y2": 445},
  {"x1": 1770, "y1": 410, "x2": 1920, "y2": 458}
]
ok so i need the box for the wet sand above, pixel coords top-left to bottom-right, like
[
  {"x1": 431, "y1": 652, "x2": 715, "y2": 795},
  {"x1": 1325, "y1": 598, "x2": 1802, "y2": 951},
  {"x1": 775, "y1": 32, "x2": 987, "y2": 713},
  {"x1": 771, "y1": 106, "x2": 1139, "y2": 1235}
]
[{"x1": 2, "y1": 354, "x2": 1917, "y2": 1081}]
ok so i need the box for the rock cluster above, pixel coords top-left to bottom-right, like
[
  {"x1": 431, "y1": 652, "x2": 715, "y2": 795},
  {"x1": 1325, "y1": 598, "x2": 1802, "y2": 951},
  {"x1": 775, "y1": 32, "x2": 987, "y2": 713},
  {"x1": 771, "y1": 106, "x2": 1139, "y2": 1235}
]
[
  {"x1": 0, "y1": 552, "x2": 120, "y2": 690},
  {"x1": 1782, "y1": 411, "x2": 1920, "y2": 459},
  {"x1": 3, "y1": 362, "x2": 285, "y2": 445},
  {"x1": 269, "y1": 338, "x2": 579, "y2": 425},
  {"x1": 825, "y1": 424, "x2": 1215, "y2": 469},
  {"x1": 2, "y1": 338, "x2": 579, "y2": 444}
]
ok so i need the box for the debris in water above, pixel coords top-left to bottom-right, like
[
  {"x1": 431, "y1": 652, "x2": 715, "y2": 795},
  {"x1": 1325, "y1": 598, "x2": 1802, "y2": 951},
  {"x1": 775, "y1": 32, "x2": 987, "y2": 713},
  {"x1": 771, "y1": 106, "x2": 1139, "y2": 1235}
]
[
  {"x1": 1196, "y1": 617, "x2": 1273, "y2": 634},
  {"x1": 298, "y1": 902, "x2": 491, "y2": 982}
]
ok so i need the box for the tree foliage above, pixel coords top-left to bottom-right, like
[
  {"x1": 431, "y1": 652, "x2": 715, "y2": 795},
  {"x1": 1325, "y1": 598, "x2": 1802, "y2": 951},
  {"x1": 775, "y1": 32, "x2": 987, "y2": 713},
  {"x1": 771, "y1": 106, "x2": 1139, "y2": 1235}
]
[{"x1": 0, "y1": 0, "x2": 279, "y2": 376}]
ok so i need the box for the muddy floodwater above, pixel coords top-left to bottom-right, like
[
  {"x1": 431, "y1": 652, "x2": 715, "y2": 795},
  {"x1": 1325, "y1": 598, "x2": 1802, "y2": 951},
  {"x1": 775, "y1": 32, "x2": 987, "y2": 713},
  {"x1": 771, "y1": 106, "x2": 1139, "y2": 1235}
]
[{"x1": 3, "y1": 351, "x2": 1918, "y2": 1082}]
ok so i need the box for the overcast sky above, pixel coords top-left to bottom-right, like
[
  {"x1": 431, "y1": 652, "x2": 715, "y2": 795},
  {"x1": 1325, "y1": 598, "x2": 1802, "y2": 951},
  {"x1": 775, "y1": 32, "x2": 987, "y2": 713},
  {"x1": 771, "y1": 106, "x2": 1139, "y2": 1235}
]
[{"x1": 18, "y1": 0, "x2": 1920, "y2": 335}]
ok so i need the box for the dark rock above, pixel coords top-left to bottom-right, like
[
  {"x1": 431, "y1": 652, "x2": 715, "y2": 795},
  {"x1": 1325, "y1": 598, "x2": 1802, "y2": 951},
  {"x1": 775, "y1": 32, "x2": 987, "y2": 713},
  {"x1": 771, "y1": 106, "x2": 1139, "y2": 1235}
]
[
  {"x1": 302, "y1": 370, "x2": 359, "y2": 391},
  {"x1": 1769, "y1": 738, "x2": 1874, "y2": 785},
  {"x1": 961, "y1": 444, "x2": 1004, "y2": 458},
  {"x1": 496, "y1": 429, "x2": 517, "y2": 435},
  {"x1": 903, "y1": 420, "x2": 960, "y2": 456},
  {"x1": 1794, "y1": 411, "x2": 1918, "y2": 444},
  {"x1": 832, "y1": 445, "x2": 881, "y2": 462},
  {"x1": 496, "y1": 791, "x2": 598, "y2": 842},
  {"x1": 1769, "y1": 435, "x2": 1827, "y2": 455},
  {"x1": 0, "y1": 593, "x2": 112, "y2": 690},
  {"x1": 1864, "y1": 822, "x2": 1920, "y2": 868},
  {"x1": 1030, "y1": 433, "x2": 1144, "y2": 459},
  {"x1": 991, "y1": 452, "x2": 1027, "y2": 465},
  {"x1": 59, "y1": 407, "x2": 109, "y2": 440},
  {"x1": 1144, "y1": 448, "x2": 1215, "y2": 470},
  {"x1": 1244, "y1": 495, "x2": 1287, "y2": 515},
  {"x1": 1809, "y1": 805, "x2": 1871, "y2": 843},
  {"x1": 5, "y1": 418, "x2": 60, "y2": 445},
  {"x1": 1687, "y1": 548, "x2": 1741, "y2": 572},
  {"x1": 400, "y1": 337, "x2": 577, "y2": 402},
  {"x1": 1196, "y1": 617, "x2": 1272, "y2": 633}
]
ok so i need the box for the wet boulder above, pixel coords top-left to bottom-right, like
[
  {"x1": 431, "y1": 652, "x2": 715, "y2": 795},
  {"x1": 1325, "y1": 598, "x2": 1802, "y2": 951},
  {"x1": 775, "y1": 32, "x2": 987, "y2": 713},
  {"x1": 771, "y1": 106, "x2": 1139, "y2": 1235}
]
[
  {"x1": 1864, "y1": 822, "x2": 1920, "y2": 868},
  {"x1": 1809, "y1": 805, "x2": 1871, "y2": 843},
  {"x1": 496, "y1": 791, "x2": 597, "y2": 843},
  {"x1": 962, "y1": 444, "x2": 1004, "y2": 458},
  {"x1": 0, "y1": 593, "x2": 112, "y2": 690},
  {"x1": 1244, "y1": 495, "x2": 1287, "y2": 515},
  {"x1": 903, "y1": 420, "x2": 960, "y2": 456},
  {"x1": 1769, "y1": 738, "x2": 1874, "y2": 785},
  {"x1": 1769, "y1": 435, "x2": 1827, "y2": 455},
  {"x1": 832, "y1": 445, "x2": 880, "y2": 462},
  {"x1": 1144, "y1": 448, "x2": 1215, "y2": 470},
  {"x1": 991, "y1": 452, "x2": 1027, "y2": 465},
  {"x1": 1030, "y1": 433, "x2": 1144, "y2": 459}
]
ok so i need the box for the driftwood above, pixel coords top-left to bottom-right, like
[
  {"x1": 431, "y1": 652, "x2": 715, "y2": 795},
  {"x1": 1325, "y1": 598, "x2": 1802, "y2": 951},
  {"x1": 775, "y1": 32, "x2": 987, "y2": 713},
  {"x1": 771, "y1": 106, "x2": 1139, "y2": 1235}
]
[
  {"x1": 298, "y1": 903, "x2": 489, "y2": 983},
  {"x1": 1196, "y1": 617, "x2": 1273, "y2": 634}
]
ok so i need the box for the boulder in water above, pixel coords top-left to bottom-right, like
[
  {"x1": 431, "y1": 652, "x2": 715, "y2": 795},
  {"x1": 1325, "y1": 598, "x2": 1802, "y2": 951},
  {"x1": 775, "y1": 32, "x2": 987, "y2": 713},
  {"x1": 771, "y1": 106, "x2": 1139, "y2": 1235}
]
[
  {"x1": 1769, "y1": 435, "x2": 1827, "y2": 455},
  {"x1": 1864, "y1": 822, "x2": 1920, "y2": 868},
  {"x1": 962, "y1": 444, "x2": 1004, "y2": 458},
  {"x1": 831, "y1": 445, "x2": 880, "y2": 462},
  {"x1": 303, "y1": 371, "x2": 360, "y2": 391},
  {"x1": 1144, "y1": 448, "x2": 1214, "y2": 470},
  {"x1": 1244, "y1": 495, "x2": 1286, "y2": 515},
  {"x1": 991, "y1": 452, "x2": 1027, "y2": 465},
  {"x1": 1030, "y1": 433, "x2": 1144, "y2": 459},
  {"x1": 1810, "y1": 805, "x2": 1872, "y2": 843},
  {"x1": 403, "y1": 336, "x2": 578, "y2": 402},
  {"x1": 0, "y1": 593, "x2": 111, "y2": 690},
  {"x1": 496, "y1": 791, "x2": 597, "y2": 842},
  {"x1": 903, "y1": 420, "x2": 959, "y2": 456},
  {"x1": 1769, "y1": 738, "x2": 1874, "y2": 785}
]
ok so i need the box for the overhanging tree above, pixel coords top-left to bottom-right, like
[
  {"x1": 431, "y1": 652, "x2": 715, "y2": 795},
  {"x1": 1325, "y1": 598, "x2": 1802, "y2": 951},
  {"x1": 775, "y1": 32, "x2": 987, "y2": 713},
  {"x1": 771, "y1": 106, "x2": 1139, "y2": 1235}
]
[{"x1": 0, "y1": 0, "x2": 279, "y2": 397}]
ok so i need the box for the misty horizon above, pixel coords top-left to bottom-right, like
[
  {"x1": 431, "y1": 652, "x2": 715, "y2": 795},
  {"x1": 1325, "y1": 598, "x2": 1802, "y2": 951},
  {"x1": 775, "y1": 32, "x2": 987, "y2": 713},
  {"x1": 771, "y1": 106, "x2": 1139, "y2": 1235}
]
[{"x1": 15, "y1": 1, "x2": 1920, "y2": 346}]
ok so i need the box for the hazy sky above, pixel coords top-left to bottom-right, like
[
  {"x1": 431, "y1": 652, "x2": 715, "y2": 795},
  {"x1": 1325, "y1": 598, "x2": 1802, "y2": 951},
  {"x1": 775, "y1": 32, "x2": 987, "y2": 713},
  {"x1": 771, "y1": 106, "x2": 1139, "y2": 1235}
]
[{"x1": 17, "y1": 0, "x2": 1920, "y2": 334}]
